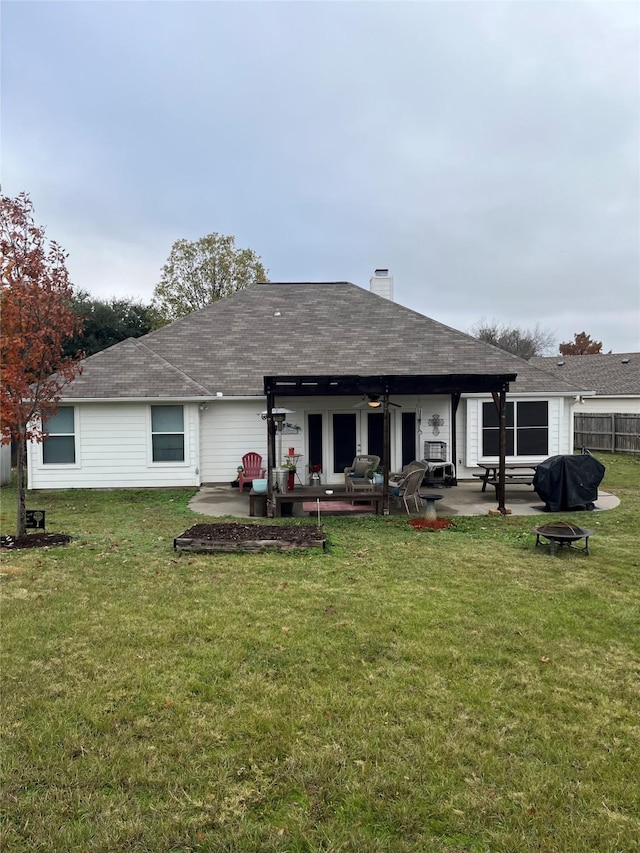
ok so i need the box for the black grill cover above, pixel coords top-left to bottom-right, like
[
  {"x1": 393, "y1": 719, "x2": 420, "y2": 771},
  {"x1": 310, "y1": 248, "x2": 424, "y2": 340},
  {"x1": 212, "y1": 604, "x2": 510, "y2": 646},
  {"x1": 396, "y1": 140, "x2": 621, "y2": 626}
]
[{"x1": 533, "y1": 454, "x2": 605, "y2": 512}]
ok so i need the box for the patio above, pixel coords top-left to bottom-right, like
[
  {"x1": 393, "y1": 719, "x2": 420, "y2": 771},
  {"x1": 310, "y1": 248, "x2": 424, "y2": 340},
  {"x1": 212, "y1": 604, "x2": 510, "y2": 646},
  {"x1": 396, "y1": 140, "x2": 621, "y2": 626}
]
[{"x1": 189, "y1": 481, "x2": 620, "y2": 519}]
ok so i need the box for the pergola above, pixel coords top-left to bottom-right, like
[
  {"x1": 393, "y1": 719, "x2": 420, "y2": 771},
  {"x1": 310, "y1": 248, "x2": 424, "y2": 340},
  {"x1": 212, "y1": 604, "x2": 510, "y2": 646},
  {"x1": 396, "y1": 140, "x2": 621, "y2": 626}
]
[{"x1": 263, "y1": 372, "x2": 518, "y2": 515}]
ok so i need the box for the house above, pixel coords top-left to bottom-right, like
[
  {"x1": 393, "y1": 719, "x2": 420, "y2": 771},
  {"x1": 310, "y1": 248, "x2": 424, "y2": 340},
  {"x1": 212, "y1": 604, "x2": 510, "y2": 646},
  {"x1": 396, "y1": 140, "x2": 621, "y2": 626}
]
[
  {"x1": 530, "y1": 353, "x2": 640, "y2": 414},
  {"x1": 28, "y1": 274, "x2": 588, "y2": 491},
  {"x1": 531, "y1": 352, "x2": 640, "y2": 454}
]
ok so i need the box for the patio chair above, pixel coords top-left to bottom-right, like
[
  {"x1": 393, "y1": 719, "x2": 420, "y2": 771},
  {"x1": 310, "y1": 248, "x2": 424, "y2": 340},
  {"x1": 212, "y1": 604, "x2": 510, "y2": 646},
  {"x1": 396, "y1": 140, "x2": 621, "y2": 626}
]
[
  {"x1": 389, "y1": 459, "x2": 428, "y2": 492},
  {"x1": 344, "y1": 454, "x2": 380, "y2": 491},
  {"x1": 389, "y1": 465, "x2": 426, "y2": 514},
  {"x1": 238, "y1": 452, "x2": 266, "y2": 492}
]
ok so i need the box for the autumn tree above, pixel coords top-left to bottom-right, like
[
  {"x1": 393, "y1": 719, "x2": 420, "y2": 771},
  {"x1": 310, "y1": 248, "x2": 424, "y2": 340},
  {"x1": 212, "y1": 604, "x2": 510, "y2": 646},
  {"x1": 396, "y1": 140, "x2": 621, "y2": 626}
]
[
  {"x1": 470, "y1": 319, "x2": 556, "y2": 360},
  {"x1": 559, "y1": 332, "x2": 603, "y2": 355},
  {"x1": 152, "y1": 232, "x2": 269, "y2": 321},
  {"x1": 63, "y1": 291, "x2": 163, "y2": 358},
  {"x1": 0, "y1": 191, "x2": 83, "y2": 538}
]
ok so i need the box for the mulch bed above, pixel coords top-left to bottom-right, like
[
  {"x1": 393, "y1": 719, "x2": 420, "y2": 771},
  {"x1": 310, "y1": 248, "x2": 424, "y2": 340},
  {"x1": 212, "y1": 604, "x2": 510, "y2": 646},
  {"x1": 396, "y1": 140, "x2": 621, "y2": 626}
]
[
  {"x1": 0, "y1": 532, "x2": 71, "y2": 550},
  {"x1": 174, "y1": 522, "x2": 326, "y2": 552},
  {"x1": 407, "y1": 518, "x2": 455, "y2": 531}
]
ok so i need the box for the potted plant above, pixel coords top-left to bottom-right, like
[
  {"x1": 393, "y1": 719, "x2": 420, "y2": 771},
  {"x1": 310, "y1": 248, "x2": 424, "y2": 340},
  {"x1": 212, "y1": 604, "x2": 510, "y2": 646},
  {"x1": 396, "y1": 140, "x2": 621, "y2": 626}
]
[{"x1": 372, "y1": 465, "x2": 384, "y2": 486}]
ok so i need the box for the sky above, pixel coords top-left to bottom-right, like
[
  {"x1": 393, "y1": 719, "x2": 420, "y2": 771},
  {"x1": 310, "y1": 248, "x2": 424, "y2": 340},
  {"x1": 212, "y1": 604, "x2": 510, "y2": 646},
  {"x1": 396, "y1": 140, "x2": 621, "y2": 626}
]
[{"x1": 2, "y1": 0, "x2": 639, "y2": 353}]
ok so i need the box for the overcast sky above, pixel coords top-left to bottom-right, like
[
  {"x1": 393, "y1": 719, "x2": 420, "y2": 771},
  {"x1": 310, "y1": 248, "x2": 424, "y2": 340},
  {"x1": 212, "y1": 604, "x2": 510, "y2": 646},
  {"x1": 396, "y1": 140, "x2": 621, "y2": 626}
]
[{"x1": 2, "y1": 0, "x2": 639, "y2": 352}]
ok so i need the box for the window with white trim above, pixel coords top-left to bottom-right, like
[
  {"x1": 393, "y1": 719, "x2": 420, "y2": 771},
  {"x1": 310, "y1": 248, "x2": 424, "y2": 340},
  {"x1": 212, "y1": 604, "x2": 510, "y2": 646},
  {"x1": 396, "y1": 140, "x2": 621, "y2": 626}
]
[
  {"x1": 43, "y1": 407, "x2": 76, "y2": 464},
  {"x1": 482, "y1": 401, "x2": 548, "y2": 457},
  {"x1": 151, "y1": 405, "x2": 185, "y2": 462}
]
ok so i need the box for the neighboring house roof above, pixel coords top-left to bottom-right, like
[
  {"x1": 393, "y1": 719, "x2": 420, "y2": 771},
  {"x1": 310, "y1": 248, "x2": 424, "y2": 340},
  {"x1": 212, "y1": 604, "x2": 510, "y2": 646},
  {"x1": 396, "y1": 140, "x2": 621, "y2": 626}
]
[
  {"x1": 531, "y1": 353, "x2": 640, "y2": 397},
  {"x1": 62, "y1": 282, "x2": 584, "y2": 399}
]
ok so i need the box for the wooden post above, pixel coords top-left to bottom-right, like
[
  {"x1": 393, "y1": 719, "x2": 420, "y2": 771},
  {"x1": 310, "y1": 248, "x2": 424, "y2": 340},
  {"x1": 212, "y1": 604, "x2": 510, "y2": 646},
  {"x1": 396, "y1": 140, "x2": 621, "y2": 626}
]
[
  {"x1": 266, "y1": 395, "x2": 275, "y2": 517},
  {"x1": 492, "y1": 388, "x2": 507, "y2": 515},
  {"x1": 382, "y1": 391, "x2": 390, "y2": 515},
  {"x1": 497, "y1": 386, "x2": 507, "y2": 514},
  {"x1": 610, "y1": 413, "x2": 615, "y2": 453}
]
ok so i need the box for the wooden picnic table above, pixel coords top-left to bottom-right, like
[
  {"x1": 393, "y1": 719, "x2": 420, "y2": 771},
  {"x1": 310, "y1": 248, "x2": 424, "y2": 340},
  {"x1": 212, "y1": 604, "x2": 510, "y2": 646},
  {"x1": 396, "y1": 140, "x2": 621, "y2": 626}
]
[{"x1": 474, "y1": 462, "x2": 539, "y2": 493}]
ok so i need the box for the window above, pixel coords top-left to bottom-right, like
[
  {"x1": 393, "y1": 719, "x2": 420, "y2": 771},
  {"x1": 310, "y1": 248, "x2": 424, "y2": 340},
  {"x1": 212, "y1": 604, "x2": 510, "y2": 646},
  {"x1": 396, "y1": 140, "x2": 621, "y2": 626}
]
[
  {"x1": 482, "y1": 401, "x2": 548, "y2": 457},
  {"x1": 151, "y1": 405, "x2": 184, "y2": 462},
  {"x1": 43, "y1": 407, "x2": 76, "y2": 464}
]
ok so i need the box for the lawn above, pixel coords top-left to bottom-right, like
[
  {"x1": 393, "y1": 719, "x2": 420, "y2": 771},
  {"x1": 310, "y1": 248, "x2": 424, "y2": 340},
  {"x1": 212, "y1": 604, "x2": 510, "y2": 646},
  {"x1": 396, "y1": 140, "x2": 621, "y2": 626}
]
[{"x1": 1, "y1": 454, "x2": 639, "y2": 852}]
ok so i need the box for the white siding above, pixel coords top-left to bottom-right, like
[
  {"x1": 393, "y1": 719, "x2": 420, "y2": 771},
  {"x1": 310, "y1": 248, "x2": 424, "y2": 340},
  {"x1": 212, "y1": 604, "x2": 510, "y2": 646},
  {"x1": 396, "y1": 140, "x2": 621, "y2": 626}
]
[
  {"x1": 577, "y1": 397, "x2": 640, "y2": 415},
  {"x1": 28, "y1": 402, "x2": 199, "y2": 489},
  {"x1": 460, "y1": 395, "x2": 573, "y2": 479},
  {"x1": 1, "y1": 443, "x2": 11, "y2": 485},
  {"x1": 198, "y1": 395, "x2": 454, "y2": 485},
  {"x1": 199, "y1": 400, "x2": 270, "y2": 483},
  {"x1": 26, "y1": 392, "x2": 580, "y2": 489}
]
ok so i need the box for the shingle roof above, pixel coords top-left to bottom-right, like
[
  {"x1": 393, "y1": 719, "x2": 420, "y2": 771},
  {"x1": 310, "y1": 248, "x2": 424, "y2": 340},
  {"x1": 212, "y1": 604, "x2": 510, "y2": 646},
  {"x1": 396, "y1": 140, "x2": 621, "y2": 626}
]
[
  {"x1": 531, "y1": 353, "x2": 640, "y2": 396},
  {"x1": 63, "y1": 282, "x2": 584, "y2": 399}
]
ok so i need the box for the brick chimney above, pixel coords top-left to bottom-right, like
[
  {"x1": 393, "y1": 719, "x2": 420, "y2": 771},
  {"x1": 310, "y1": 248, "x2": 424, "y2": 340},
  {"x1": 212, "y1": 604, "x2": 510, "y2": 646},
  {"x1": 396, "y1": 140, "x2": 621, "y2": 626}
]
[{"x1": 369, "y1": 268, "x2": 394, "y2": 301}]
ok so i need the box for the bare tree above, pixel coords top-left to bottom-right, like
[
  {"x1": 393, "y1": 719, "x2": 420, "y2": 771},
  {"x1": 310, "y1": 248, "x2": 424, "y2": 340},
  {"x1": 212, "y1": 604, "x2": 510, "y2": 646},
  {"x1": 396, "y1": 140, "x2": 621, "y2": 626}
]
[{"x1": 470, "y1": 319, "x2": 556, "y2": 360}]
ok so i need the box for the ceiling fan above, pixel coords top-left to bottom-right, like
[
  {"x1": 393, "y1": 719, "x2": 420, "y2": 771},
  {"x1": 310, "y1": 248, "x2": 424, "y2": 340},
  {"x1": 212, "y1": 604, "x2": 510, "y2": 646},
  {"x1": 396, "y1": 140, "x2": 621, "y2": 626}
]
[{"x1": 352, "y1": 394, "x2": 401, "y2": 409}]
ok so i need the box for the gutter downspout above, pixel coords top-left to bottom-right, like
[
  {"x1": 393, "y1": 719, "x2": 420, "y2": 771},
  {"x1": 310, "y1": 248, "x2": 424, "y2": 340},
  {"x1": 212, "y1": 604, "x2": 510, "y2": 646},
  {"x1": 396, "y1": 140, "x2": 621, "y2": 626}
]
[{"x1": 450, "y1": 392, "x2": 461, "y2": 485}]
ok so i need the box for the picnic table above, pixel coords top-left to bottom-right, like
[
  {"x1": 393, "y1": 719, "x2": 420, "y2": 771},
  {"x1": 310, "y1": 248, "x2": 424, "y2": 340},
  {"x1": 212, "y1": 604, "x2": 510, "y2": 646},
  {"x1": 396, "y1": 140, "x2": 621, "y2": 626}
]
[{"x1": 474, "y1": 462, "x2": 539, "y2": 494}]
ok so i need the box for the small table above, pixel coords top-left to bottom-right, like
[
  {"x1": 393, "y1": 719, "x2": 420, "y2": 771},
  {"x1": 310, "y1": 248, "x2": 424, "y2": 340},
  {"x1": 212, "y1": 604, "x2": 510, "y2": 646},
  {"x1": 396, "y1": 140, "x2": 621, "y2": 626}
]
[
  {"x1": 274, "y1": 489, "x2": 383, "y2": 517},
  {"x1": 283, "y1": 454, "x2": 304, "y2": 487},
  {"x1": 419, "y1": 493, "x2": 443, "y2": 521}
]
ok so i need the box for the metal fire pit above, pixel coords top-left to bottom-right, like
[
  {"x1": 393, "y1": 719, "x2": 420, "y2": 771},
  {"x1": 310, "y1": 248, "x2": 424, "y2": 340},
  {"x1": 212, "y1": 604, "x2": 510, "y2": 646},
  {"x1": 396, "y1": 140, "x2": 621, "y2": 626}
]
[{"x1": 534, "y1": 522, "x2": 594, "y2": 556}]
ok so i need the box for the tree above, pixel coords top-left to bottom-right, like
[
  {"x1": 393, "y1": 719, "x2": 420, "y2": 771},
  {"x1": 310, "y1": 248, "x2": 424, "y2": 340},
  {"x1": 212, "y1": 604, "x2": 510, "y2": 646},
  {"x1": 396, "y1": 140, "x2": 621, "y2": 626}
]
[
  {"x1": 0, "y1": 191, "x2": 83, "y2": 538},
  {"x1": 559, "y1": 332, "x2": 603, "y2": 355},
  {"x1": 470, "y1": 319, "x2": 556, "y2": 360},
  {"x1": 151, "y1": 232, "x2": 269, "y2": 321},
  {"x1": 63, "y1": 291, "x2": 163, "y2": 358}
]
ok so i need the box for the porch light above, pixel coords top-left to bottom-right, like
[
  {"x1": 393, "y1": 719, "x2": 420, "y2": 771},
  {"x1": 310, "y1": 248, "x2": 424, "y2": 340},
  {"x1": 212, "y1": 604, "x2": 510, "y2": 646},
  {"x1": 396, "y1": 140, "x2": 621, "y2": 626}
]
[{"x1": 367, "y1": 395, "x2": 382, "y2": 408}]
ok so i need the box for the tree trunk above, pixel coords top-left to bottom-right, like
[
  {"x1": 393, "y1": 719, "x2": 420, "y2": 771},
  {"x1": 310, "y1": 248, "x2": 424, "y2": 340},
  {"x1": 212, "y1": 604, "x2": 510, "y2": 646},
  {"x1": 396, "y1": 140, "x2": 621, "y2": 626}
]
[{"x1": 16, "y1": 433, "x2": 27, "y2": 539}]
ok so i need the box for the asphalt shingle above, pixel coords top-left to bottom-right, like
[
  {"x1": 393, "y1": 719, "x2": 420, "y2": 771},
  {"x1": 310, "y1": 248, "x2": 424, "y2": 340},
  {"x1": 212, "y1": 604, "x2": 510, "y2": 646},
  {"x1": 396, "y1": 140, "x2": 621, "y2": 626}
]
[
  {"x1": 531, "y1": 353, "x2": 639, "y2": 396},
  {"x1": 63, "y1": 282, "x2": 585, "y2": 399}
]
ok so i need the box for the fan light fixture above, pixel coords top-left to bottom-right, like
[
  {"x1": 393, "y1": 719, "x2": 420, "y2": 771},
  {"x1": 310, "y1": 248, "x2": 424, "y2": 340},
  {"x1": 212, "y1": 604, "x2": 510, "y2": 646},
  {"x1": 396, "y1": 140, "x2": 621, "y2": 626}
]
[{"x1": 367, "y1": 395, "x2": 382, "y2": 408}]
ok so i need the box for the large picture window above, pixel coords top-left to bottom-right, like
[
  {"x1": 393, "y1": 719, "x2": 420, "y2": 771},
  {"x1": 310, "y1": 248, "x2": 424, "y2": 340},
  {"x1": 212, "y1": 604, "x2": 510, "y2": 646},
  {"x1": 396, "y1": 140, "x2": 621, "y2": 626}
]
[
  {"x1": 151, "y1": 405, "x2": 185, "y2": 462},
  {"x1": 43, "y1": 407, "x2": 76, "y2": 464},
  {"x1": 482, "y1": 401, "x2": 548, "y2": 457}
]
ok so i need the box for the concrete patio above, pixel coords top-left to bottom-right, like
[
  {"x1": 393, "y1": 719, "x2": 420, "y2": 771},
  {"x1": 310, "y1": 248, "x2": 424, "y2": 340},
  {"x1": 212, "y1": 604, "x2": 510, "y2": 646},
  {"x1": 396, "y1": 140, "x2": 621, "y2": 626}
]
[{"x1": 189, "y1": 481, "x2": 620, "y2": 519}]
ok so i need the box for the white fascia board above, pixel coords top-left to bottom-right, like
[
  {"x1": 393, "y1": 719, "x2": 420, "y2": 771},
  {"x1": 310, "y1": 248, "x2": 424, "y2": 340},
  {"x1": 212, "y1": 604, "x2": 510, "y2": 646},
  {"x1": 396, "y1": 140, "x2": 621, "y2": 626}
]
[
  {"x1": 461, "y1": 390, "x2": 595, "y2": 399},
  {"x1": 588, "y1": 394, "x2": 640, "y2": 399},
  {"x1": 57, "y1": 395, "x2": 266, "y2": 404}
]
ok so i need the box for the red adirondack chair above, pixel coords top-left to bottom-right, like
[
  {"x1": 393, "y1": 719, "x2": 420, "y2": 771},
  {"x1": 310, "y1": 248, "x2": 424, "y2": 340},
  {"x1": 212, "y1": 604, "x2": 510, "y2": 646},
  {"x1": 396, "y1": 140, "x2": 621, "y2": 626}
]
[{"x1": 238, "y1": 452, "x2": 266, "y2": 492}]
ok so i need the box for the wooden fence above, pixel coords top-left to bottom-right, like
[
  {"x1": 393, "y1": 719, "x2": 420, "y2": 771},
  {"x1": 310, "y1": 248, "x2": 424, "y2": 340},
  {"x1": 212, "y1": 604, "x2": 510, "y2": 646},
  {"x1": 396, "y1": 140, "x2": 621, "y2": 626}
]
[{"x1": 574, "y1": 413, "x2": 640, "y2": 454}]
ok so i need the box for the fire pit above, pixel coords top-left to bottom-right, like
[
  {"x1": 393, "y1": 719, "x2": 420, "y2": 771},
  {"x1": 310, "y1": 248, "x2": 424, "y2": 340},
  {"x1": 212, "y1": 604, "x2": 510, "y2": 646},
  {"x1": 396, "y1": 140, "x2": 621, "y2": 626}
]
[{"x1": 533, "y1": 521, "x2": 594, "y2": 556}]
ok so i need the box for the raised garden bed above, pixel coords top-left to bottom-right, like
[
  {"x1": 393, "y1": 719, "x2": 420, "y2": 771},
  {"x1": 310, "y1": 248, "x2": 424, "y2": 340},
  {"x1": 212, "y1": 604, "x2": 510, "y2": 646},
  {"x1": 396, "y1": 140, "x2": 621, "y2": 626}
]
[{"x1": 174, "y1": 522, "x2": 326, "y2": 553}]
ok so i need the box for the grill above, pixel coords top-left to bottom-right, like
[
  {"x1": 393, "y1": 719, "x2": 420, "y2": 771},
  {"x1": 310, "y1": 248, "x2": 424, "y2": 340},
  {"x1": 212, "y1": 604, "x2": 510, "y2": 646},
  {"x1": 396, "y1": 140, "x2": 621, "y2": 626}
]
[{"x1": 533, "y1": 521, "x2": 594, "y2": 556}]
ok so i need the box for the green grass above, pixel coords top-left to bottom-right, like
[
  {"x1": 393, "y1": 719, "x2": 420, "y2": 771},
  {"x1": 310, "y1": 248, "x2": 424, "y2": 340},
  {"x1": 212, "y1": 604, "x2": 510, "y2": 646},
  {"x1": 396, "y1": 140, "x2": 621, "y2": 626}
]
[{"x1": 1, "y1": 454, "x2": 639, "y2": 852}]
